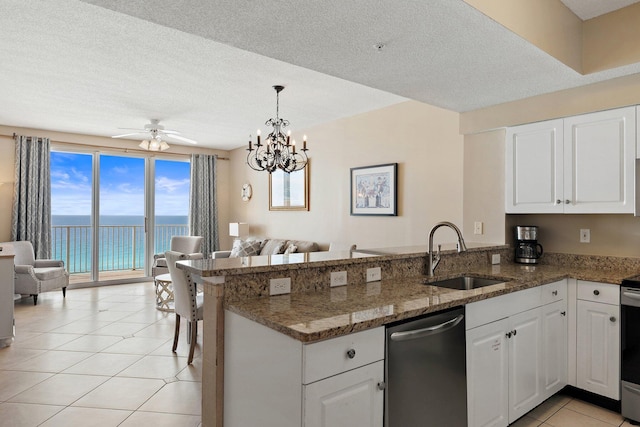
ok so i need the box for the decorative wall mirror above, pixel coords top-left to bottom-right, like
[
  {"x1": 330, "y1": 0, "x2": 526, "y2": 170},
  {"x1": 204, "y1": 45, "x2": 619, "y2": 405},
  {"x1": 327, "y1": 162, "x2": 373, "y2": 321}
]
[{"x1": 269, "y1": 165, "x2": 309, "y2": 211}]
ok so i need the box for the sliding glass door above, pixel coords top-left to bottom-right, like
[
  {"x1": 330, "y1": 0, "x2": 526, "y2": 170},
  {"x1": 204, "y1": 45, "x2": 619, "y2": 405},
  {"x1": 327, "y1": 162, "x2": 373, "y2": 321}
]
[
  {"x1": 51, "y1": 150, "x2": 190, "y2": 285},
  {"x1": 98, "y1": 154, "x2": 146, "y2": 281}
]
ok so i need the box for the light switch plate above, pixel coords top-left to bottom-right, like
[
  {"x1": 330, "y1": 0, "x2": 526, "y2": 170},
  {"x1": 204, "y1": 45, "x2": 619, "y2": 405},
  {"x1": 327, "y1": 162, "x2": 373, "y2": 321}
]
[
  {"x1": 580, "y1": 229, "x2": 590, "y2": 243},
  {"x1": 270, "y1": 277, "x2": 291, "y2": 295}
]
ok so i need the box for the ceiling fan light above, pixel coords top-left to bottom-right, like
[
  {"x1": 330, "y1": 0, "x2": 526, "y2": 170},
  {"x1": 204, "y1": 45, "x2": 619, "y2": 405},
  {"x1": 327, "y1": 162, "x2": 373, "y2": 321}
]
[
  {"x1": 159, "y1": 141, "x2": 170, "y2": 151},
  {"x1": 139, "y1": 140, "x2": 150, "y2": 150},
  {"x1": 148, "y1": 139, "x2": 161, "y2": 151}
]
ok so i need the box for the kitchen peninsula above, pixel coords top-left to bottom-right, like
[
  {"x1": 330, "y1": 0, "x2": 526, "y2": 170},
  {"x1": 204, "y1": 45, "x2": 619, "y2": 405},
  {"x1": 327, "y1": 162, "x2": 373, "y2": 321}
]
[{"x1": 177, "y1": 245, "x2": 640, "y2": 427}]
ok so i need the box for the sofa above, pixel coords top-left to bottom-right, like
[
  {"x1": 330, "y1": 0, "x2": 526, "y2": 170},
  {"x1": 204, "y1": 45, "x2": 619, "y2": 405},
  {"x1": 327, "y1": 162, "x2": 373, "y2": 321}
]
[{"x1": 212, "y1": 237, "x2": 319, "y2": 259}]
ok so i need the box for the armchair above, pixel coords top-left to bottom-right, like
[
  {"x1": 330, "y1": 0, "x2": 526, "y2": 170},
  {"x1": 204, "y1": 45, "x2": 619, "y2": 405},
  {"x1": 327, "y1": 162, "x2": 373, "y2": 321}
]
[
  {"x1": 4, "y1": 241, "x2": 69, "y2": 305},
  {"x1": 152, "y1": 236, "x2": 204, "y2": 279}
]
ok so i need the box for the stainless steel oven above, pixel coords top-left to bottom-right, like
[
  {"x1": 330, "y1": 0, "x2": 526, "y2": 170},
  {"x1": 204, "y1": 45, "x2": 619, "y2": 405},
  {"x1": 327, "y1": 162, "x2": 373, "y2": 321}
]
[{"x1": 621, "y1": 279, "x2": 640, "y2": 423}]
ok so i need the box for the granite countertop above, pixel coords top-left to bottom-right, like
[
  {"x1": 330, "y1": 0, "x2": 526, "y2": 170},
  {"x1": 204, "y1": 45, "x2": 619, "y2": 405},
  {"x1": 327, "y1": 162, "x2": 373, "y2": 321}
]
[{"x1": 224, "y1": 262, "x2": 638, "y2": 343}]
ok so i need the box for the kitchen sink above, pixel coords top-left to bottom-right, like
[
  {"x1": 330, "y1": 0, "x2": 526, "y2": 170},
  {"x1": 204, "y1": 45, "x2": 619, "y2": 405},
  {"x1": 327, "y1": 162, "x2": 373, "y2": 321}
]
[{"x1": 425, "y1": 276, "x2": 506, "y2": 290}]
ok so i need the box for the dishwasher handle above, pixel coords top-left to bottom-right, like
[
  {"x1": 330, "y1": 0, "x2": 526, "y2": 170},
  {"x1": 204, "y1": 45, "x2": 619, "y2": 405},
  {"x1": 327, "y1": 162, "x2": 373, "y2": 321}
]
[{"x1": 390, "y1": 314, "x2": 464, "y2": 342}]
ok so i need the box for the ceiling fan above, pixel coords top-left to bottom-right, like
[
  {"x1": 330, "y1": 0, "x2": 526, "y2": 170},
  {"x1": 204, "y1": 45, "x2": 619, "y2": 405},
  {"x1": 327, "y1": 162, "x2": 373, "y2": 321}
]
[{"x1": 112, "y1": 119, "x2": 197, "y2": 151}]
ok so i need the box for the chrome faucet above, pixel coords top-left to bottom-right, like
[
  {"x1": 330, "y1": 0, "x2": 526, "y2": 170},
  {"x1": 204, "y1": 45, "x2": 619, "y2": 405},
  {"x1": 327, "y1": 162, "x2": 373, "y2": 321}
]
[{"x1": 428, "y1": 221, "x2": 467, "y2": 276}]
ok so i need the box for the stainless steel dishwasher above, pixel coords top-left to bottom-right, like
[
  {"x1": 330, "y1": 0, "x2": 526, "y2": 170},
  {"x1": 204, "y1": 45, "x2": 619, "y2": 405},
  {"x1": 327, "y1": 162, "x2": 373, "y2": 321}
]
[{"x1": 385, "y1": 306, "x2": 467, "y2": 426}]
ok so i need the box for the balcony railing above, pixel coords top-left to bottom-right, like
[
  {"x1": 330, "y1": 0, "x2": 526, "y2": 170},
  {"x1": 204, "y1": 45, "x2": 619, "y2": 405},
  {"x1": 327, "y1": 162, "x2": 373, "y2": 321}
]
[{"x1": 51, "y1": 224, "x2": 189, "y2": 274}]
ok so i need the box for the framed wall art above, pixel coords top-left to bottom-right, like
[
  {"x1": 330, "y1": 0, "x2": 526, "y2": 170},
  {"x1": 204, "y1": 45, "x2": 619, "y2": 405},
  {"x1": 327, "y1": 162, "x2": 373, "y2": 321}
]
[
  {"x1": 350, "y1": 163, "x2": 398, "y2": 216},
  {"x1": 269, "y1": 165, "x2": 309, "y2": 211}
]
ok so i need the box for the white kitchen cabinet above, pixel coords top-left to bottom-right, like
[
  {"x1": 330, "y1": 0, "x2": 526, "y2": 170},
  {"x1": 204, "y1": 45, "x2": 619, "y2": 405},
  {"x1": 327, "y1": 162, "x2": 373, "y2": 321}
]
[
  {"x1": 224, "y1": 311, "x2": 385, "y2": 427},
  {"x1": 466, "y1": 317, "x2": 510, "y2": 427},
  {"x1": 0, "y1": 248, "x2": 16, "y2": 347},
  {"x1": 505, "y1": 119, "x2": 564, "y2": 213},
  {"x1": 506, "y1": 107, "x2": 636, "y2": 214},
  {"x1": 576, "y1": 281, "x2": 620, "y2": 400},
  {"x1": 509, "y1": 308, "x2": 543, "y2": 421},
  {"x1": 466, "y1": 308, "x2": 543, "y2": 427},
  {"x1": 304, "y1": 360, "x2": 383, "y2": 427},
  {"x1": 466, "y1": 280, "x2": 567, "y2": 427},
  {"x1": 541, "y1": 300, "x2": 568, "y2": 399}
]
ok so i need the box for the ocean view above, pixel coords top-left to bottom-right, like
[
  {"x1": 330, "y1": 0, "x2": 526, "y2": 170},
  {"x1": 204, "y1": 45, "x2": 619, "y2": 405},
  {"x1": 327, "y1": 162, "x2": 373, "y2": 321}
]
[{"x1": 52, "y1": 215, "x2": 189, "y2": 274}]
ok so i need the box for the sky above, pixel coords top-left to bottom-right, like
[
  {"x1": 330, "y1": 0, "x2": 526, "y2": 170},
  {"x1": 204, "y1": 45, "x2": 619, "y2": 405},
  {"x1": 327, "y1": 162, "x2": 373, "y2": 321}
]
[{"x1": 50, "y1": 152, "x2": 190, "y2": 216}]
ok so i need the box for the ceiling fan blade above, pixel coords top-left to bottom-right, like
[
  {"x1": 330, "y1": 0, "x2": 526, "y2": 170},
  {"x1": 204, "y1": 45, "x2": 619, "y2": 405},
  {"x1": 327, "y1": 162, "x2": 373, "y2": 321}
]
[
  {"x1": 166, "y1": 134, "x2": 198, "y2": 144},
  {"x1": 160, "y1": 129, "x2": 180, "y2": 135},
  {"x1": 112, "y1": 132, "x2": 146, "y2": 138}
]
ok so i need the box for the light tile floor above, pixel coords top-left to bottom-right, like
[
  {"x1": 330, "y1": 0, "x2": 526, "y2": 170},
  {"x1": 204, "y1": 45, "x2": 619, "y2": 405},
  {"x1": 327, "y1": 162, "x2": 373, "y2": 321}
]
[
  {"x1": 0, "y1": 283, "x2": 202, "y2": 427},
  {"x1": 1, "y1": 283, "x2": 639, "y2": 427},
  {"x1": 504, "y1": 390, "x2": 634, "y2": 427}
]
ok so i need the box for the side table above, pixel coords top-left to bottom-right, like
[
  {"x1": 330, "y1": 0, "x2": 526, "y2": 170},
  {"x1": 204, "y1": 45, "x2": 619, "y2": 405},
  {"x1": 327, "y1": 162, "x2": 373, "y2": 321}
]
[{"x1": 155, "y1": 273, "x2": 174, "y2": 312}]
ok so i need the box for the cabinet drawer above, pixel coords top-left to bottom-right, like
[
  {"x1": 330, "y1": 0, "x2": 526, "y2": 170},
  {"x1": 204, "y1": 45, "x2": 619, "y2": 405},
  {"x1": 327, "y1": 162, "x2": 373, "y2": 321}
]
[
  {"x1": 541, "y1": 280, "x2": 567, "y2": 305},
  {"x1": 577, "y1": 281, "x2": 619, "y2": 305},
  {"x1": 466, "y1": 286, "x2": 541, "y2": 330},
  {"x1": 302, "y1": 327, "x2": 384, "y2": 384}
]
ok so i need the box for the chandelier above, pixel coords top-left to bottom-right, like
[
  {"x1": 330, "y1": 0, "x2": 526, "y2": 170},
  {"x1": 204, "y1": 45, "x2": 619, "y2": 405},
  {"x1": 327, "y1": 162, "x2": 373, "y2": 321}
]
[
  {"x1": 139, "y1": 130, "x2": 170, "y2": 152},
  {"x1": 246, "y1": 85, "x2": 309, "y2": 173}
]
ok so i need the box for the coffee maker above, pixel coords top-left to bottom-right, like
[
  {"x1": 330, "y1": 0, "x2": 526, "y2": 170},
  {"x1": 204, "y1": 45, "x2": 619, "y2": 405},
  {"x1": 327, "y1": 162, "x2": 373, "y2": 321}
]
[{"x1": 515, "y1": 226, "x2": 543, "y2": 264}]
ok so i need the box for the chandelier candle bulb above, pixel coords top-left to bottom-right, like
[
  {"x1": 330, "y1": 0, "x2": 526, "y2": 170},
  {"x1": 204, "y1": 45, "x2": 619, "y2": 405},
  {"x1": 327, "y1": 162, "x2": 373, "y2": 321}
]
[
  {"x1": 257, "y1": 129, "x2": 261, "y2": 145},
  {"x1": 303, "y1": 135, "x2": 307, "y2": 150},
  {"x1": 292, "y1": 140, "x2": 296, "y2": 153}
]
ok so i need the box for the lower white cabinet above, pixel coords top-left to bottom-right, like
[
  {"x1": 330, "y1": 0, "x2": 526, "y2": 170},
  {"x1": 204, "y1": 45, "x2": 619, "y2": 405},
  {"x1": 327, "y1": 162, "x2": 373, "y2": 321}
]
[
  {"x1": 576, "y1": 287, "x2": 620, "y2": 400},
  {"x1": 466, "y1": 317, "x2": 510, "y2": 427},
  {"x1": 542, "y1": 300, "x2": 568, "y2": 398},
  {"x1": 303, "y1": 360, "x2": 384, "y2": 427},
  {"x1": 224, "y1": 311, "x2": 384, "y2": 427},
  {"x1": 466, "y1": 281, "x2": 567, "y2": 427}
]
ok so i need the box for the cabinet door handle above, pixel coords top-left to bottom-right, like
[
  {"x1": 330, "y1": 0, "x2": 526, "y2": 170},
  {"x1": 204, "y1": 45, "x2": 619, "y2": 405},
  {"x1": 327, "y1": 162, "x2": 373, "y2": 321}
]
[
  {"x1": 552, "y1": 290, "x2": 558, "y2": 296},
  {"x1": 565, "y1": 200, "x2": 570, "y2": 204},
  {"x1": 561, "y1": 311, "x2": 566, "y2": 316},
  {"x1": 512, "y1": 329, "x2": 517, "y2": 336},
  {"x1": 346, "y1": 349, "x2": 356, "y2": 359},
  {"x1": 506, "y1": 331, "x2": 512, "y2": 338},
  {"x1": 377, "y1": 381, "x2": 386, "y2": 391},
  {"x1": 593, "y1": 290, "x2": 600, "y2": 296},
  {"x1": 610, "y1": 316, "x2": 617, "y2": 323},
  {"x1": 556, "y1": 199, "x2": 562, "y2": 205}
]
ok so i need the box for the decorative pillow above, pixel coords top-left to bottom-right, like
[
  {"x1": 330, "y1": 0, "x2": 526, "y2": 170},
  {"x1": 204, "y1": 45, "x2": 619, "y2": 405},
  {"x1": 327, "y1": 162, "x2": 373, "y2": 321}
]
[
  {"x1": 259, "y1": 239, "x2": 287, "y2": 256},
  {"x1": 287, "y1": 240, "x2": 319, "y2": 253},
  {"x1": 229, "y1": 240, "x2": 262, "y2": 258},
  {"x1": 283, "y1": 244, "x2": 298, "y2": 254}
]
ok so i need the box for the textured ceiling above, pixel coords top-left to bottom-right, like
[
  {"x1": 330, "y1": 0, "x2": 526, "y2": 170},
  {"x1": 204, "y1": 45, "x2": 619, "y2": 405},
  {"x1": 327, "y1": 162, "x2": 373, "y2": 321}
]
[
  {"x1": 2, "y1": 0, "x2": 640, "y2": 150},
  {"x1": 560, "y1": 0, "x2": 640, "y2": 20}
]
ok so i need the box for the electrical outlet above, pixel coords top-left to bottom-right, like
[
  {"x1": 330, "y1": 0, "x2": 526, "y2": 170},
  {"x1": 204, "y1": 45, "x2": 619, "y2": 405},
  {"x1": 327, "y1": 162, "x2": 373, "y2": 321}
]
[
  {"x1": 474, "y1": 221, "x2": 484, "y2": 235},
  {"x1": 330, "y1": 271, "x2": 348, "y2": 287},
  {"x1": 580, "y1": 229, "x2": 590, "y2": 243},
  {"x1": 366, "y1": 267, "x2": 382, "y2": 282},
  {"x1": 491, "y1": 254, "x2": 500, "y2": 265},
  {"x1": 270, "y1": 277, "x2": 291, "y2": 295}
]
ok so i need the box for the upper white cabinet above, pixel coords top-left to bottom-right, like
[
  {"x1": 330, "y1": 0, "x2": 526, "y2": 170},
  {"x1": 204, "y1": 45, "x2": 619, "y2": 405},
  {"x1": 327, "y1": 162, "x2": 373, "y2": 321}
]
[
  {"x1": 506, "y1": 106, "x2": 636, "y2": 214},
  {"x1": 506, "y1": 119, "x2": 564, "y2": 213}
]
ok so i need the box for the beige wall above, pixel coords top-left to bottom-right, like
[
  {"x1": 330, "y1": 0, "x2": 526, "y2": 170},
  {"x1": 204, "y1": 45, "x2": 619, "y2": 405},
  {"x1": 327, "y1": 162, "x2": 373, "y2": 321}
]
[
  {"x1": 225, "y1": 101, "x2": 465, "y2": 251},
  {"x1": 0, "y1": 135, "x2": 15, "y2": 242},
  {"x1": 506, "y1": 214, "x2": 640, "y2": 257},
  {"x1": 463, "y1": 129, "x2": 506, "y2": 244}
]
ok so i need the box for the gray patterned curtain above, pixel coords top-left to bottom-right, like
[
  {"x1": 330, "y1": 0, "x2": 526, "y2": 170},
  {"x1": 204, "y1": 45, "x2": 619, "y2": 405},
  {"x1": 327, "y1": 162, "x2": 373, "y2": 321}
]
[
  {"x1": 189, "y1": 154, "x2": 219, "y2": 256},
  {"x1": 11, "y1": 135, "x2": 52, "y2": 258}
]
